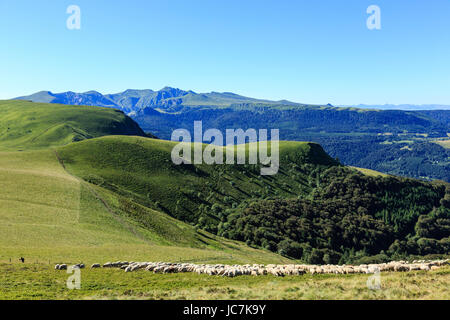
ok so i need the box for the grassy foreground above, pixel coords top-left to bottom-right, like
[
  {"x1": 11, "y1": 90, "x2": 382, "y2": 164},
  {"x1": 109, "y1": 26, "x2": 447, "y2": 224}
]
[
  {"x1": 0, "y1": 263, "x2": 448, "y2": 300},
  {"x1": 0, "y1": 101, "x2": 448, "y2": 300}
]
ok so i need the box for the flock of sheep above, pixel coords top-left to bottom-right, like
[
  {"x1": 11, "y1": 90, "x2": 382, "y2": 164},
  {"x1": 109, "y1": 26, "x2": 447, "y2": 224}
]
[{"x1": 54, "y1": 259, "x2": 449, "y2": 277}]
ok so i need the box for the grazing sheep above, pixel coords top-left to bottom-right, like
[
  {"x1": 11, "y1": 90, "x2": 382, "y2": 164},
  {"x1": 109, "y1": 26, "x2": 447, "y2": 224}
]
[
  {"x1": 53, "y1": 259, "x2": 448, "y2": 277},
  {"x1": 419, "y1": 264, "x2": 430, "y2": 271},
  {"x1": 431, "y1": 266, "x2": 440, "y2": 271},
  {"x1": 408, "y1": 264, "x2": 421, "y2": 271},
  {"x1": 394, "y1": 264, "x2": 409, "y2": 272}
]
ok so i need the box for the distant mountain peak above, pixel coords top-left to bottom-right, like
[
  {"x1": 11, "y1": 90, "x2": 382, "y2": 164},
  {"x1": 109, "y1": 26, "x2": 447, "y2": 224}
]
[
  {"x1": 160, "y1": 86, "x2": 177, "y2": 90},
  {"x1": 14, "y1": 87, "x2": 304, "y2": 114},
  {"x1": 122, "y1": 88, "x2": 154, "y2": 94},
  {"x1": 82, "y1": 90, "x2": 103, "y2": 95}
]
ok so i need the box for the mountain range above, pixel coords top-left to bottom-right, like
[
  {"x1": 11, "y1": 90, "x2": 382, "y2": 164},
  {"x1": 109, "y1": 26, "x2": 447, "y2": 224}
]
[
  {"x1": 14, "y1": 87, "x2": 306, "y2": 115},
  {"x1": 15, "y1": 88, "x2": 450, "y2": 114}
]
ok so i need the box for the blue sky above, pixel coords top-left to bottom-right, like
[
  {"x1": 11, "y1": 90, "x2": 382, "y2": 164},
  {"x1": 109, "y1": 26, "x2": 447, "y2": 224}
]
[{"x1": 0, "y1": 0, "x2": 449, "y2": 104}]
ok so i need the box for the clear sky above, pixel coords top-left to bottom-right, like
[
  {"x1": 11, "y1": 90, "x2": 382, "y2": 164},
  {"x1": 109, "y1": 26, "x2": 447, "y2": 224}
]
[{"x1": 1, "y1": 0, "x2": 449, "y2": 105}]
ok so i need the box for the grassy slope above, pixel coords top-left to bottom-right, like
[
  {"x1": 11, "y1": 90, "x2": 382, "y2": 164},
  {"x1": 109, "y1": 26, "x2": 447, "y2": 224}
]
[
  {"x1": 0, "y1": 148, "x2": 290, "y2": 265},
  {"x1": 0, "y1": 100, "x2": 291, "y2": 264},
  {"x1": 0, "y1": 100, "x2": 145, "y2": 151},
  {"x1": 433, "y1": 139, "x2": 450, "y2": 149},
  {"x1": 349, "y1": 166, "x2": 389, "y2": 177},
  {"x1": 56, "y1": 136, "x2": 337, "y2": 226}
]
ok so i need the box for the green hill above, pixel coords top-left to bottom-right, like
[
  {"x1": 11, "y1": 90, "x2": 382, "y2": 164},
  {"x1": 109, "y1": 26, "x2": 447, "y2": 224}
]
[
  {"x1": 0, "y1": 100, "x2": 290, "y2": 264},
  {"x1": 0, "y1": 147, "x2": 291, "y2": 265},
  {"x1": 56, "y1": 136, "x2": 337, "y2": 227},
  {"x1": 0, "y1": 100, "x2": 146, "y2": 151},
  {"x1": 56, "y1": 136, "x2": 449, "y2": 263}
]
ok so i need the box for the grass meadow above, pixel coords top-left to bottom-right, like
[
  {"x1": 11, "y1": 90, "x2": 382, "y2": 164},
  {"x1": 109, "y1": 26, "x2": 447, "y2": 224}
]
[{"x1": 1, "y1": 263, "x2": 448, "y2": 300}]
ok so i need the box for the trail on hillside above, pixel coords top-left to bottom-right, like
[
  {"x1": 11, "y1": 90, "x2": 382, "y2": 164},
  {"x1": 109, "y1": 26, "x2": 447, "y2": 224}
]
[{"x1": 53, "y1": 150, "x2": 152, "y2": 244}]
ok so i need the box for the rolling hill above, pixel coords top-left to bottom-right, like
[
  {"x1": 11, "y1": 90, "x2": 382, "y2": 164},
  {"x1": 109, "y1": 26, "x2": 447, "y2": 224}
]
[
  {"x1": 0, "y1": 148, "x2": 290, "y2": 265},
  {"x1": 56, "y1": 136, "x2": 337, "y2": 225},
  {"x1": 0, "y1": 100, "x2": 147, "y2": 151},
  {"x1": 56, "y1": 135, "x2": 450, "y2": 264},
  {"x1": 0, "y1": 100, "x2": 290, "y2": 264}
]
